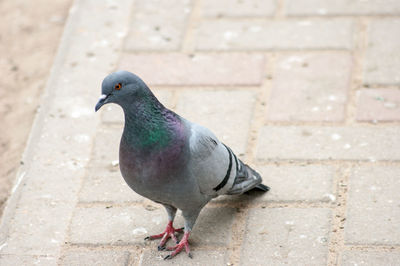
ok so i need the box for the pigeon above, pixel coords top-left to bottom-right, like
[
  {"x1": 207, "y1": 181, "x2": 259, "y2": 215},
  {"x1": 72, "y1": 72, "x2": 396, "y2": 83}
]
[{"x1": 95, "y1": 70, "x2": 270, "y2": 259}]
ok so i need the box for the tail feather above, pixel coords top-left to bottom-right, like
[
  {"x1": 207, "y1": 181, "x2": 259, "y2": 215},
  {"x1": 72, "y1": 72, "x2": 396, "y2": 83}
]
[{"x1": 226, "y1": 159, "x2": 270, "y2": 195}]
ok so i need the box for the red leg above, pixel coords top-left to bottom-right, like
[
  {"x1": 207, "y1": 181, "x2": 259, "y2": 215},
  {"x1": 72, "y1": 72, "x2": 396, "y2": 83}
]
[
  {"x1": 164, "y1": 231, "x2": 192, "y2": 259},
  {"x1": 144, "y1": 221, "x2": 184, "y2": 250}
]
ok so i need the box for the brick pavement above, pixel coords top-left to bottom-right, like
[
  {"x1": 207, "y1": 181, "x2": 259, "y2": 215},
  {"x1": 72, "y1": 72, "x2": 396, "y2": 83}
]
[{"x1": 1, "y1": 0, "x2": 400, "y2": 265}]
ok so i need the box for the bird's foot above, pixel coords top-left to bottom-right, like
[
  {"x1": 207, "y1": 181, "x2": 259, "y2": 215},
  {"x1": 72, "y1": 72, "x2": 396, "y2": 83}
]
[
  {"x1": 144, "y1": 221, "x2": 184, "y2": 250},
  {"x1": 164, "y1": 232, "x2": 191, "y2": 259}
]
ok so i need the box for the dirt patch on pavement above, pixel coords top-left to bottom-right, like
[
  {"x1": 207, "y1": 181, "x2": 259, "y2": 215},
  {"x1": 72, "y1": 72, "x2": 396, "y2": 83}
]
[{"x1": 0, "y1": 0, "x2": 72, "y2": 215}]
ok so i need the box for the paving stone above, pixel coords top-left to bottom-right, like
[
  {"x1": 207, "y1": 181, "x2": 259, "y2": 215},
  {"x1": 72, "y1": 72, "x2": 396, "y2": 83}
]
[
  {"x1": 69, "y1": 205, "x2": 166, "y2": 244},
  {"x1": 79, "y1": 170, "x2": 144, "y2": 203},
  {"x1": 140, "y1": 249, "x2": 227, "y2": 265},
  {"x1": 202, "y1": 0, "x2": 276, "y2": 17},
  {"x1": 176, "y1": 90, "x2": 256, "y2": 154},
  {"x1": 119, "y1": 53, "x2": 265, "y2": 86},
  {"x1": 256, "y1": 165, "x2": 335, "y2": 202},
  {"x1": 267, "y1": 52, "x2": 351, "y2": 121},
  {"x1": 364, "y1": 19, "x2": 400, "y2": 85},
  {"x1": 256, "y1": 126, "x2": 400, "y2": 161},
  {"x1": 356, "y1": 89, "x2": 400, "y2": 122},
  {"x1": 189, "y1": 207, "x2": 235, "y2": 246},
  {"x1": 286, "y1": 0, "x2": 400, "y2": 15},
  {"x1": 101, "y1": 89, "x2": 173, "y2": 124},
  {"x1": 0, "y1": 0, "x2": 135, "y2": 256},
  {"x1": 196, "y1": 19, "x2": 353, "y2": 50},
  {"x1": 124, "y1": 0, "x2": 192, "y2": 51},
  {"x1": 345, "y1": 166, "x2": 400, "y2": 245},
  {"x1": 341, "y1": 251, "x2": 400, "y2": 266},
  {"x1": 60, "y1": 248, "x2": 131, "y2": 266},
  {"x1": 69, "y1": 206, "x2": 235, "y2": 246},
  {"x1": 241, "y1": 208, "x2": 331, "y2": 265},
  {"x1": 0, "y1": 255, "x2": 56, "y2": 266},
  {"x1": 90, "y1": 126, "x2": 121, "y2": 169},
  {"x1": 0, "y1": 200, "x2": 75, "y2": 255}
]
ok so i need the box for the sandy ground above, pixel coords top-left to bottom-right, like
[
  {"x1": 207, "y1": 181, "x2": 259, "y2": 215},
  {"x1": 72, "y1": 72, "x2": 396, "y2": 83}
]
[{"x1": 0, "y1": 0, "x2": 72, "y2": 215}]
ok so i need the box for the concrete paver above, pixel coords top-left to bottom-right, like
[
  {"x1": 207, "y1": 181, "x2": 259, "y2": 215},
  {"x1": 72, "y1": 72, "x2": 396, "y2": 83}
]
[
  {"x1": 140, "y1": 249, "x2": 228, "y2": 266},
  {"x1": 202, "y1": 0, "x2": 276, "y2": 17},
  {"x1": 257, "y1": 126, "x2": 400, "y2": 161},
  {"x1": 286, "y1": 0, "x2": 400, "y2": 16},
  {"x1": 356, "y1": 89, "x2": 400, "y2": 122},
  {"x1": 345, "y1": 166, "x2": 400, "y2": 245},
  {"x1": 196, "y1": 19, "x2": 354, "y2": 50},
  {"x1": 241, "y1": 208, "x2": 331, "y2": 265},
  {"x1": 363, "y1": 19, "x2": 400, "y2": 85},
  {"x1": 124, "y1": 0, "x2": 192, "y2": 51},
  {"x1": 257, "y1": 165, "x2": 335, "y2": 202},
  {"x1": 60, "y1": 249, "x2": 131, "y2": 266},
  {"x1": 1, "y1": 0, "x2": 400, "y2": 265},
  {"x1": 267, "y1": 52, "x2": 351, "y2": 121},
  {"x1": 340, "y1": 251, "x2": 400, "y2": 266},
  {"x1": 119, "y1": 53, "x2": 265, "y2": 86}
]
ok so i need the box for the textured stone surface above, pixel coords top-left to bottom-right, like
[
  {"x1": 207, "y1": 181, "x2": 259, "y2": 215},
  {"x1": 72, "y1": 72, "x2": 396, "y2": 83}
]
[
  {"x1": 124, "y1": 0, "x2": 192, "y2": 51},
  {"x1": 89, "y1": 126, "x2": 121, "y2": 168},
  {"x1": 60, "y1": 249, "x2": 131, "y2": 266},
  {"x1": 196, "y1": 19, "x2": 353, "y2": 50},
  {"x1": 176, "y1": 90, "x2": 256, "y2": 154},
  {"x1": 69, "y1": 205, "x2": 166, "y2": 244},
  {"x1": 345, "y1": 166, "x2": 400, "y2": 245},
  {"x1": 0, "y1": 255, "x2": 56, "y2": 266},
  {"x1": 202, "y1": 0, "x2": 276, "y2": 17},
  {"x1": 256, "y1": 126, "x2": 400, "y2": 161},
  {"x1": 241, "y1": 208, "x2": 331, "y2": 265},
  {"x1": 2, "y1": 0, "x2": 400, "y2": 264},
  {"x1": 189, "y1": 207, "x2": 235, "y2": 246},
  {"x1": 286, "y1": 0, "x2": 400, "y2": 15},
  {"x1": 267, "y1": 52, "x2": 351, "y2": 121},
  {"x1": 364, "y1": 19, "x2": 400, "y2": 85},
  {"x1": 341, "y1": 251, "x2": 400, "y2": 266},
  {"x1": 69, "y1": 206, "x2": 235, "y2": 246},
  {"x1": 119, "y1": 53, "x2": 265, "y2": 86},
  {"x1": 79, "y1": 171, "x2": 143, "y2": 203},
  {"x1": 140, "y1": 249, "x2": 227, "y2": 265},
  {"x1": 0, "y1": 0, "x2": 135, "y2": 257},
  {"x1": 356, "y1": 89, "x2": 400, "y2": 122},
  {"x1": 257, "y1": 165, "x2": 335, "y2": 202}
]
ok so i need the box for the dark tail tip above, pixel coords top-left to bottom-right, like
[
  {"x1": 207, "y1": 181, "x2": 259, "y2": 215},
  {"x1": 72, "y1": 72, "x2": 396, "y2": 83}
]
[{"x1": 254, "y1": 184, "x2": 270, "y2": 192}]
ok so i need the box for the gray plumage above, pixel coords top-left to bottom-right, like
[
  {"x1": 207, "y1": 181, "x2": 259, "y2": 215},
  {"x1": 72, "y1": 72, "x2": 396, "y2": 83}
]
[{"x1": 95, "y1": 70, "x2": 269, "y2": 259}]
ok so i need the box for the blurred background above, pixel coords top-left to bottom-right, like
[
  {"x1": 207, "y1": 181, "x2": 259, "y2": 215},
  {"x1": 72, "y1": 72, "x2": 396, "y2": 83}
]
[
  {"x1": 0, "y1": 0, "x2": 72, "y2": 214},
  {"x1": 0, "y1": 0, "x2": 399, "y2": 264}
]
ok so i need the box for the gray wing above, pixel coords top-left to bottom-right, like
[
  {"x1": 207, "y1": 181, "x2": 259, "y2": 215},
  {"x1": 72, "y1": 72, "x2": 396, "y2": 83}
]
[
  {"x1": 188, "y1": 123, "x2": 236, "y2": 196},
  {"x1": 188, "y1": 122, "x2": 265, "y2": 197}
]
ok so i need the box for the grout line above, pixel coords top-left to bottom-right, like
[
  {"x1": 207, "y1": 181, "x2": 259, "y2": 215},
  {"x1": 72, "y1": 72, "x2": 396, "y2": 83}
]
[
  {"x1": 275, "y1": 0, "x2": 286, "y2": 19},
  {"x1": 345, "y1": 17, "x2": 369, "y2": 125},
  {"x1": 327, "y1": 163, "x2": 352, "y2": 265},
  {"x1": 181, "y1": 0, "x2": 201, "y2": 53},
  {"x1": 343, "y1": 244, "x2": 400, "y2": 251},
  {"x1": 227, "y1": 207, "x2": 249, "y2": 265},
  {"x1": 192, "y1": 14, "x2": 400, "y2": 21},
  {"x1": 246, "y1": 53, "x2": 276, "y2": 163}
]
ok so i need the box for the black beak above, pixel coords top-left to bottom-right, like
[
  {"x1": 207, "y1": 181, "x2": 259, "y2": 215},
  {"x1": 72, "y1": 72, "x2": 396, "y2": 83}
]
[{"x1": 95, "y1": 94, "x2": 109, "y2": 112}]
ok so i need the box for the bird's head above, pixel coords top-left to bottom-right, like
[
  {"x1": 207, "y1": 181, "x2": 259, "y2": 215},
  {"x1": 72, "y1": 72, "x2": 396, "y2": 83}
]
[{"x1": 95, "y1": 70, "x2": 149, "y2": 112}]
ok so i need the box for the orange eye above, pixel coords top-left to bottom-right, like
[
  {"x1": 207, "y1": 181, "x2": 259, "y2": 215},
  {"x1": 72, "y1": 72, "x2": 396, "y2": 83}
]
[{"x1": 115, "y1": 83, "x2": 122, "y2": 90}]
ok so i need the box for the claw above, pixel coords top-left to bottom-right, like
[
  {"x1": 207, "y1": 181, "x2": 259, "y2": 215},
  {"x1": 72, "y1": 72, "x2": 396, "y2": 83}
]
[
  {"x1": 144, "y1": 221, "x2": 183, "y2": 250},
  {"x1": 164, "y1": 231, "x2": 191, "y2": 259},
  {"x1": 164, "y1": 255, "x2": 172, "y2": 260}
]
